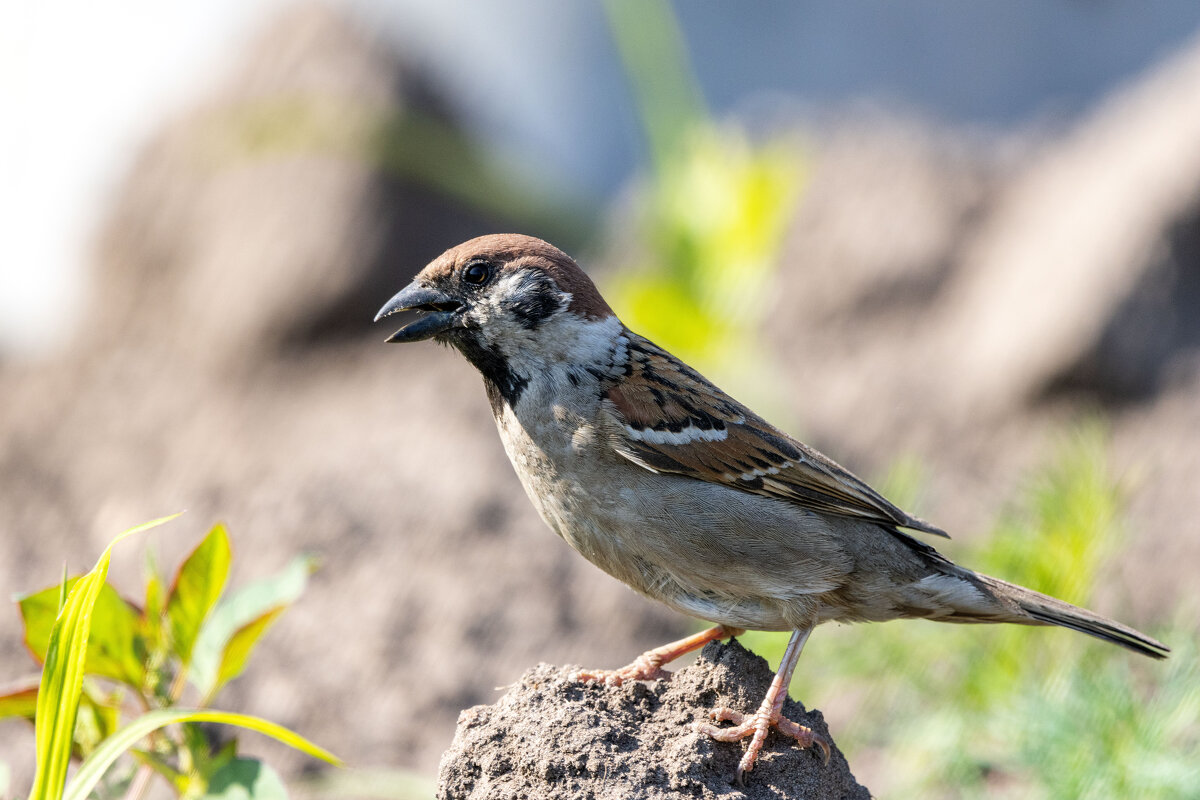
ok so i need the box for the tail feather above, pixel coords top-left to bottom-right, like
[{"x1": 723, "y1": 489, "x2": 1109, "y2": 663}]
[{"x1": 977, "y1": 574, "x2": 1169, "y2": 660}]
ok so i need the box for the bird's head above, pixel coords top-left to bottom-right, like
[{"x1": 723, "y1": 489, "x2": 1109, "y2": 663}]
[{"x1": 375, "y1": 234, "x2": 620, "y2": 403}]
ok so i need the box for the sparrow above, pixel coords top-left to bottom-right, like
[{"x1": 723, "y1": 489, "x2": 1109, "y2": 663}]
[{"x1": 375, "y1": 233, "x2": 1169, "y2": 782}]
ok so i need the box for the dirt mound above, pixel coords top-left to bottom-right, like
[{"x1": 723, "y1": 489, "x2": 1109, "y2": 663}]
[{"x1": 438, "y1": 640, "x2": 868, "y2": 800}]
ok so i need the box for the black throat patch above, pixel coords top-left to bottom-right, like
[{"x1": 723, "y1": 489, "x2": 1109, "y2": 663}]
[{"x1": 450, "y1": 332, "x2": 529, "y2": 411}]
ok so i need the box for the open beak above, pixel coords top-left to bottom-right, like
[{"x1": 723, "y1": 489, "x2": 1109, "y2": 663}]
[{"x1": 374, "y1": 282, "x2": 464, "y2": 343}]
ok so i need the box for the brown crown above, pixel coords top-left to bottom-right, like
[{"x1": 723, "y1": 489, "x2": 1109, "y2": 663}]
[{"x1": 416, "y1": 234, "x2": 614, "y2": 320}]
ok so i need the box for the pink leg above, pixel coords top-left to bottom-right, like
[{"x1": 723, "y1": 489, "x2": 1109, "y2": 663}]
[
  {"x1": 695, "y1": 627, "x2": 830, "y2": 784},
  {"x1": 570, "y1": 624, "x2": 745, "y2": 686}
]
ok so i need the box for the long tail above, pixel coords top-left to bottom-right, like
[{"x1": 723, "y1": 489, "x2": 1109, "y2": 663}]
[{"x1": 976, "y1": 573, "x2": 1169, "y2": 659}]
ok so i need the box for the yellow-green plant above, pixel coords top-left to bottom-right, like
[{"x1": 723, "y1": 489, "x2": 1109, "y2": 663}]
[
  {"x1": 603, "y1": 0, "x2": 805, "y2": 388},
  {"x1": 609, "y1": 129, "x2": 803, "y2": 374},
  {"x1": 1, "y1": 517, "x2": 339, "y2": 800}
]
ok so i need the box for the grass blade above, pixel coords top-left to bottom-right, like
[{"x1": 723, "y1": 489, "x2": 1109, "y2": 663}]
[
  {"x1": 27, "y1": 513, "x2": 181, "y2": 800},
  {"x1": 64, "y1": 708, "x2": 342, "y2": 800}
]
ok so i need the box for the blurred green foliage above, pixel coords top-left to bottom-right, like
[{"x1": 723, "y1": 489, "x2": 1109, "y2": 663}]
[
  {"x1": 608, "y1": 129, "x2": 803, "y2": 375},
  {"x1": 741, "y1": 426, "x2": 1199, "y2": 799},
  {"x1": 603, "y1": 0, "x2": 805, "y2": 387},
  {"x1": 1, "y1": 519, "x2": 335, "y2": 800}
]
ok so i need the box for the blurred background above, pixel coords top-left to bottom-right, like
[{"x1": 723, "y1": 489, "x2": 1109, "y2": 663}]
[{"x1": 3, "y1": 1, "x2": 1199, "y2": 797}]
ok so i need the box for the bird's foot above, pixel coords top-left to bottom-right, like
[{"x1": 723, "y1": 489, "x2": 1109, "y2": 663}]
[
  {"x1": 696, "y1": 704, "x2": 831, "y2": 785},
  {"x1": 568, "y1": 652, "x2": 670, "y2": 687}
]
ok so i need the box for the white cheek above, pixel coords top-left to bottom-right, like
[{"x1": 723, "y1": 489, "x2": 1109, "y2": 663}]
[{"x1": 484, "y1": 308, "x2": 623, "y2": 379}]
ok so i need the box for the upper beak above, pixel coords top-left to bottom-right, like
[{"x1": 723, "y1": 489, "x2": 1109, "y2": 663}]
[{"x1": 374, "y1": 282, "x2": 464, "y2": 343}]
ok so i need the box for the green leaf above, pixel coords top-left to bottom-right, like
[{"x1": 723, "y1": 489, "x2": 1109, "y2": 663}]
[
  {"x1": 64, "y1": 708, "x2": 341, "y2": 800},
  {"x1": 202, "y1": 758, "x2": 287, "y2": 800},
  {"x1": 167, "y1": 524, "x2": 233, "y2": 665},
  {"x1": 19, "y1": 581, "x2": 73, "y2": 665},
  {"x1": 208, "y1": 608, "x2": 285, "y2": 704},
  {"x1": 73, "y1": 683, "x2": 124, "y2": 758},
  {"x1": 19, "y1": 581, "x2": 145, "y2": 688},
  {"x1": 190, "y1": 555, "x2": 315, "y2": 698},
  {"x1": 87, "y1": 589, "x2": 145, "y2": 689},
  {"x1": 0, "y1": 682, "x2": 39, "y2": 721},
  {"x1": 27, "y1": 512, "x2": 181, "y2": 800}
]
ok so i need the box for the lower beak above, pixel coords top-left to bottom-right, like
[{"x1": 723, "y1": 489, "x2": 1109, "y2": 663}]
[{"x1": 374, "y1": 283, "x2": 464, "y2": 343}]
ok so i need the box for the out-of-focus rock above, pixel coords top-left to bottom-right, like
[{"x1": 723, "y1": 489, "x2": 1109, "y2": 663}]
[
  {"x1": 934, "y1": 30, "x2": 1200, "y2": 411},
  {"x1": 765, "y1": 32, "x2": 1200, "y2": 558},
  {"x1": 89, "y1": 2, "x2": 489, "y2": 370},
  {"x1": 767, "y1": 113, "x2": 1005, "y2": 452},
  {"x1": 783, "y1": 114, "x2": 995, "y2": 322},
  {"x1": 438, "y1": 640, "x2": 868, "y2": 800},
  {"x1": 773, "y1": 31, "x2": 1200, "y2": 438}
]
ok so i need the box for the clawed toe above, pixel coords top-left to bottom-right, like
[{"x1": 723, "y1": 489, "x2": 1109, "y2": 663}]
[{"x1": 695, "y1": 704, "x2": 830, "y2": 783}]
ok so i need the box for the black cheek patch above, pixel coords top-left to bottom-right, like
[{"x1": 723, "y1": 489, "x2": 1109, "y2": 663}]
[{"x1": 508, "y1": 275, "x2": 563, "y2": 330}]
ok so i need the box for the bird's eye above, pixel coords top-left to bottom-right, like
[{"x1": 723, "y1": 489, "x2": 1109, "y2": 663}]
[{"x1": 462, "y1": 261, "x2": 492, "y2": 285}]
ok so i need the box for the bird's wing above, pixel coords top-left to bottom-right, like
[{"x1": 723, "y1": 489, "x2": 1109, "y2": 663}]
[{"x1": 601, "y1": 333, "x2": 948, "y2": 538}]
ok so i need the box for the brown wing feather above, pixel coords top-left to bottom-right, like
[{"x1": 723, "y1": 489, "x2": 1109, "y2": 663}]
[{"x1": 603, "y1": 333, "x2": 948, "y2": 538}]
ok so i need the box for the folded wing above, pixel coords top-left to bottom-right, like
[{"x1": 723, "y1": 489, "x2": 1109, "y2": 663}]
[{"x1": 602, "y1": 333, "x2": 948, "y2": 538}]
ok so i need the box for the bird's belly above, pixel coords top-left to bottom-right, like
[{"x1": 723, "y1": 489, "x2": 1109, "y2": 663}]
[{"x1": 496, "y1": 413, "x2": 825, "y2": 630}]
